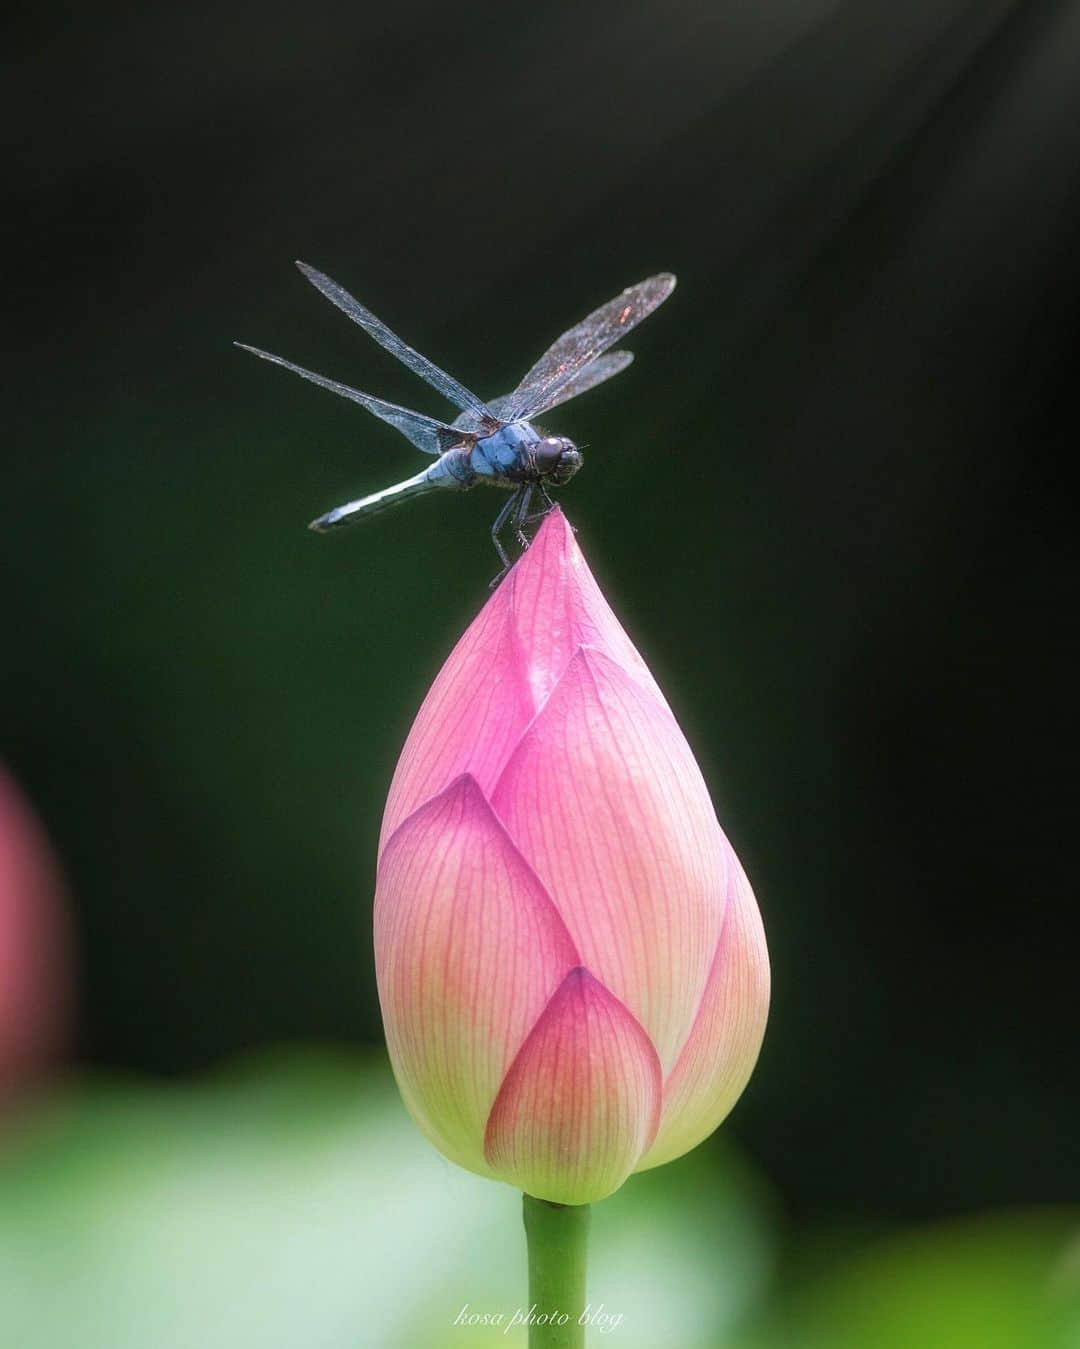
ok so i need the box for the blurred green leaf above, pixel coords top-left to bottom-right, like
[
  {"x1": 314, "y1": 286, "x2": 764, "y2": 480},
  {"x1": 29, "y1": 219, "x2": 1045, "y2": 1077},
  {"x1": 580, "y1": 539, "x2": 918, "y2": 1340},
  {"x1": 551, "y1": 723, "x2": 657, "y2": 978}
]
[{"x1": 0, "y1": 1051, "x2": 773, "y2": 1349}]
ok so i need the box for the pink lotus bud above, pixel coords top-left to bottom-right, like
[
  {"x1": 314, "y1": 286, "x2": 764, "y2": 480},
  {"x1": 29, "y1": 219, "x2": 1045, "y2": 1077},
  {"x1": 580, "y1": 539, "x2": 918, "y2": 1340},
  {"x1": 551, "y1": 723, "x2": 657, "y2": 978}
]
[
  {"x1": 0, "y1": 766, "x2": 71, "y2": 1100},
  {"x1": 375, "y1": 512, "x2": 769, "y2": 1205}
]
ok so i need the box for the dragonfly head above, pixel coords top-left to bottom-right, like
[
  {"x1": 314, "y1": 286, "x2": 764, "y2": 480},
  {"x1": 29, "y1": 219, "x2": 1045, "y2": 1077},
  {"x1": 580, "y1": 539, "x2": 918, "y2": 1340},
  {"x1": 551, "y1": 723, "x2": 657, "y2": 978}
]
[{"x1": 534, "y1": 435, "x2": 583, "y2": 486}]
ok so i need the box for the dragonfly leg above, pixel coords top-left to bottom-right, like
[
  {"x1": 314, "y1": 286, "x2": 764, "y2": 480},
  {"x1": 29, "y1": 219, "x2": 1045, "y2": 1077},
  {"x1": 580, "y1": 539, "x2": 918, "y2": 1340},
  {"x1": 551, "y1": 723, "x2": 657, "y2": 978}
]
[
  {"x1": 514, "y1": 487, "x2": 534, "y2": 548},
  {"x1": 521, "y1": 483, "x2": 559, "y2": 526},
  {"x1": 488, "y1": 489, "x2": 521, "y2": 586}
]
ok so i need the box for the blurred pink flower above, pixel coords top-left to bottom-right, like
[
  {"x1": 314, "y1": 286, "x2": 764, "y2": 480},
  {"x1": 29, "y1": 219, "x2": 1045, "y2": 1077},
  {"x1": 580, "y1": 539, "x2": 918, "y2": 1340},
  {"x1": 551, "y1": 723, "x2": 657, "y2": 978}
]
[
  {"x1": 375, "y1": 511, "x2": 769, "y2": 1204},
  {"x1": 0, "y1": 766, "x2": 71, "y2": 1100}
]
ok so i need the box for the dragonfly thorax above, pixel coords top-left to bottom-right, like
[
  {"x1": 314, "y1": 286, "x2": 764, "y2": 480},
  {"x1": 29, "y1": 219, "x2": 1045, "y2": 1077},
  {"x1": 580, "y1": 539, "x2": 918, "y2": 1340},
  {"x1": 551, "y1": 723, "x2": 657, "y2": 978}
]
[{"x1": 470, "y1": 422, "x2": 583, "y2": 487}]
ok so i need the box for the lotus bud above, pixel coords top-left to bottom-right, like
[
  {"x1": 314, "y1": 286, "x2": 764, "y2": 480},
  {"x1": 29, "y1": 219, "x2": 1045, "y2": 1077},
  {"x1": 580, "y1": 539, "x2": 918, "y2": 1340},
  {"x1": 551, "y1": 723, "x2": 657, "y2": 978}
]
[{"x1": 374, "y1": 511, "x2": 769, "y2": 1204}]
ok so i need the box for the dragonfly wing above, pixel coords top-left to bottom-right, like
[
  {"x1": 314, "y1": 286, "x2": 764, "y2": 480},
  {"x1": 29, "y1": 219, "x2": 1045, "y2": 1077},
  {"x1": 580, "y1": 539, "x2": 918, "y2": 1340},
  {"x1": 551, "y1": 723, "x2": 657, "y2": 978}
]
[
  {"x1": 505, "y1": 349, "x2": 634, "y2": 419},
  {"x1": 450, "y1": 393, "x2": 521, "y2": 433},
  {"x1": 450, "y1": 351, "x2": 635, "y2": 432},
  {"x1": 296, "y1": 262, "x2": 494, "y2": 420},
  {"x1": 236, "y1": 344, "x2": 467, "y2": 455},
  {"x1": 504, "y1": 275, "x2": 675, "y2": 423}
]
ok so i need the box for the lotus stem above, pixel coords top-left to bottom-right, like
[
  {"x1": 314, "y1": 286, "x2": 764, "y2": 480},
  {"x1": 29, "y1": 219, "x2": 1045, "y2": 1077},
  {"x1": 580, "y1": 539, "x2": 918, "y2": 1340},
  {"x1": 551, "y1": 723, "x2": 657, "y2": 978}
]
[{"x1": 522, "y1": 1194, "x2": 590, "y2": 1347}]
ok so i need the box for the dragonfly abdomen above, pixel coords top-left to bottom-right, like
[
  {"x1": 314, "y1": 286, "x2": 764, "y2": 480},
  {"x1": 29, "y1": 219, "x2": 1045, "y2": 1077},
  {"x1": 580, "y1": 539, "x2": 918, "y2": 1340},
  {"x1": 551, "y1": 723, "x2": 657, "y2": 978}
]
[{"x1": 309, "y1": 450, "x2": 473, "y2": 533}]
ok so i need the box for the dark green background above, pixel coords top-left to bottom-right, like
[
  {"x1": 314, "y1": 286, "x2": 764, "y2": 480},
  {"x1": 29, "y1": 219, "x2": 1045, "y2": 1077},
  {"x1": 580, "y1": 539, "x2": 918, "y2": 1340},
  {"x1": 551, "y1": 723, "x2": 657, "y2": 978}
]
[{"x1": 5, "y1": 0, "x2": 1078, "y2": 1225}]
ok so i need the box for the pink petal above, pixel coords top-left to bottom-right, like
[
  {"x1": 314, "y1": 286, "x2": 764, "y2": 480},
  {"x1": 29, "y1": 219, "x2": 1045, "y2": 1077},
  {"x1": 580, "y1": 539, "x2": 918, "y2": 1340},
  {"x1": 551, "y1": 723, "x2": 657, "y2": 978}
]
[
  {"x1": 491, "y1": 646, "x2": 728, "y2": 1071},
  {"x1": 484, "y1": 967, "x2": 662, "y2": 1204},
  {"x1": 495, "y1": 507, "x2": 667, "y2": 713},
  {"x1": 378, "y1": 584, "x2": 535, "y2": 855},
  {"x1": 378, "y1": 509, "x2": 665, "y2": 853},
  {"x1": 637, "y1": 846, "x2": 770, "y2": 1170},
  {"x1": 374, "y1": 774, "x2": 579, "y2": 1176}
]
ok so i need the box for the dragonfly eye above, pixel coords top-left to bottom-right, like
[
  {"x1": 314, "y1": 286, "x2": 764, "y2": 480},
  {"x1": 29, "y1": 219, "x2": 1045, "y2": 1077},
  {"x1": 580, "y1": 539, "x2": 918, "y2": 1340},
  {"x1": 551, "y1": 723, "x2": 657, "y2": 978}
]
[{"x1": 535, "y1": 436, "x2": 582, "y2": 485}]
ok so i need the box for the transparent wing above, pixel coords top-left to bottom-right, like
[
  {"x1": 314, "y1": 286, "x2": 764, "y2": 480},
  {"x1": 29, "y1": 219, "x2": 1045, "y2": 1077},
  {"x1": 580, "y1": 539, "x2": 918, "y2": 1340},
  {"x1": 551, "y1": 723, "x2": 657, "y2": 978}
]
[
  {"x1": 296, "y1": 262, "x2": 495, "y2": 421},
  {"x1": 450, "y1": 350, "x2": 635, "y2": 433},
  {"x1": 236, "y1": 343, "x2": 466, "y2": 456},
  {"x1": 503, "y1": 274, "x2": 676, "y2": 423}
]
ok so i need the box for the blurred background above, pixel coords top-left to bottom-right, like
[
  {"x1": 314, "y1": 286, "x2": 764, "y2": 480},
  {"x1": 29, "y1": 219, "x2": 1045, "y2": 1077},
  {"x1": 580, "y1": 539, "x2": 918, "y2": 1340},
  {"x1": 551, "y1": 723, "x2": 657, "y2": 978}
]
[{"x1": 3, "y1": 0, "x2": 1079, "y2": 1344}]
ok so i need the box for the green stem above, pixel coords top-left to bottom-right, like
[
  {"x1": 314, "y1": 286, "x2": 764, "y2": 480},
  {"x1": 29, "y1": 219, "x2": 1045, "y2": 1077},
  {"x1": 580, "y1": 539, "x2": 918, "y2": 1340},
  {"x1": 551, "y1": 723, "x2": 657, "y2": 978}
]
[{"x1": 522, "y1": 1194, "x2": 591, "y2": 1348}]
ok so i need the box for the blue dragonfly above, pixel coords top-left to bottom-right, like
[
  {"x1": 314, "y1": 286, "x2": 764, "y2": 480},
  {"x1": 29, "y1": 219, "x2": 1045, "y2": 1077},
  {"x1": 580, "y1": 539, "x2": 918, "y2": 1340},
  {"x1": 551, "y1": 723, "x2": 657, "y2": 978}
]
[{"x1": 237, "y1": 263, "x2": 676, "y2": 573}]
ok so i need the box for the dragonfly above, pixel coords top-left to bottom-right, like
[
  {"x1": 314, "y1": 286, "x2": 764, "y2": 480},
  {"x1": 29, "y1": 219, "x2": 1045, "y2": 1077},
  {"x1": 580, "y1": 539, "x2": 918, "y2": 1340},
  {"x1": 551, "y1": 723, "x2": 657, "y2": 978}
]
[{"x1": 237, "y1": 263, "x2": 676, "y2": 574}]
